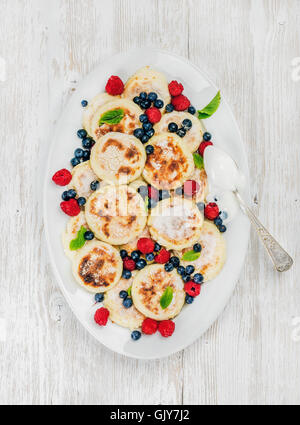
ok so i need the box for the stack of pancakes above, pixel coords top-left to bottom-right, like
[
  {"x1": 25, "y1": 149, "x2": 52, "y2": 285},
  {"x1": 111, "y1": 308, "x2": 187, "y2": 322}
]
[{"x1": 62, "y1": 67, "x2": 226, "y2": 330}]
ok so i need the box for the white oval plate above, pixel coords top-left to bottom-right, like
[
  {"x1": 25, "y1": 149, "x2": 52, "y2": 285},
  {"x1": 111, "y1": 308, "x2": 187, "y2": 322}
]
[{"x1": 44, "y1": 48, "x2": 250, "y2": 359}]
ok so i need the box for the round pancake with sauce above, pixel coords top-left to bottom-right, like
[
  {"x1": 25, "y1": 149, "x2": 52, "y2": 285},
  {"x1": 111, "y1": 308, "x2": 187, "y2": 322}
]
[
  {"x1": 104, "y1": 272, "x2": 145, "y2": 330},
  {"x1": 90, "y1": 132, "x2": 146, "y2": 185},
  {"x1": 154, "y1": 111, "x2": 204, "y2": 152},
  {"x1": 82, "y1": 92, "x2": 117, "y2": 136},
  {"x1": 142, "y1": 133, "x2": 194, "y2": 190},
  {"x1": 89, "y1": 99, "x2": 142, "y2": 141},
  {"x1": 62, "y1": 212, "x2": 89, "y2": 260},
  {"x1": 68, "y1": 161, "x2": 98, "y2": 199},
  {"x1": 132, "y1": 265, "x2": 185, "y2": 320},
  {"x1": 72, "y1": 240, "x2": 122, "y2": 293},
  {"x1": 148, "y1": 196, "x2": 203, "y2": 250},
  {"x1": 175, "y1": 221, "x2": 226, "y2": 282},
  {"x1": 119, "y1": 226, "x2": 151, "y2": 255},
  {"x1": 123, "y1": 66, "x2": 171, "y2": 107},
  {"x1": 85, "y1": 185, "x2": 147, "y2": 245}
]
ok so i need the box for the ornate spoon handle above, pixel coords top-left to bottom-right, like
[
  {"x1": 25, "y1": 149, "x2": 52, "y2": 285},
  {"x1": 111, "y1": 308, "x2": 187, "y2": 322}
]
[{"x1": 234, "y1": 191, "x2": 293, "y2": 272}]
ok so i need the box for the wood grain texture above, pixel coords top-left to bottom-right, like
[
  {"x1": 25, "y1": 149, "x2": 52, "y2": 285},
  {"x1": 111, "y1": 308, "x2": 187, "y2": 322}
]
[{"x1": 0, "y1": 0, "x2": 299, "y2": 405}]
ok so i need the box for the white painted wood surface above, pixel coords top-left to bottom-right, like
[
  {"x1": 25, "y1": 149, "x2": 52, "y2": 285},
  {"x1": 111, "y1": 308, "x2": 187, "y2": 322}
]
[{"x1": 0, "y1": 0, "x2": 299, "y2": 405}]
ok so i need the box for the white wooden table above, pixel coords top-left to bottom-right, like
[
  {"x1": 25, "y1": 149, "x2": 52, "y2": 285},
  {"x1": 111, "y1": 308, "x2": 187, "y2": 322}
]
[{"x1": 0, "y1": 0, "x2": 299, "y2": 405}]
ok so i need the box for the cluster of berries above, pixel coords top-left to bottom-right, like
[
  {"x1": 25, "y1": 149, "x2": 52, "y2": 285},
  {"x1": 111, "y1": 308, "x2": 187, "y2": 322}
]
[
  {"x1": 133, "y1": 91, "x2": 164, "y2": 110},
  {"x1": 52, "y1": 169, "x2": 84, "y2": 217},
  {"x1": 168, "y1": 118, "x2": 192, "y2": 138},
  {"x1": 165, "y1": 80, "x2": 195, "y2": 114},
  {"x1": 70, "y1": 129, "x2": 95, "y2": 167},
  {"x1": 137, "y1": 184, "x2": 170, "y2": 210},
  {"x1": 133, "y1": 111, "x2": 157, "y2": 145}
]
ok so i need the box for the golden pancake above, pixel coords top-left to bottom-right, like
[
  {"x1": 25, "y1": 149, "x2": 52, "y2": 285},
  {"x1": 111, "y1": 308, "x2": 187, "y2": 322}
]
[
  {"x1": 72, "y1": 240, "x2": 122, "y2": 293},
  {"x1": 142, "y1": 133, "x2": 194, "y2": 190},
  {"x1": 68, "y1": 161, "x2": 98, "y2": 199},
  {"x1": 85, "y1": 185, "x2": 147, "y2": 245},
  {"x1": 132, "y1": 265, "x2": 185, "y2": 320},
  {"x1": 90, "y1": 132, "x2": 146, "y2": 185},
  {"x1": 82, "y1": 92, "x2": 117, "y2": 136},
  {"x1": 148, "y1": 196, "x2": 203, "y2": 250},
  {"x1": 62, "y1": 212, "x2": 89, "y2": 260}
]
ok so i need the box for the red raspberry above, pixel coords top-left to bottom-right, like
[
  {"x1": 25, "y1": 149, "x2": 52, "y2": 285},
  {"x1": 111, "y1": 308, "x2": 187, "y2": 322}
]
[
  {"x1": 60, "y1": 198, "x2": 80, "y2": 216},
  {"x1": 198, "y1": 141, "x2": 213, "y2": 156},
  {"x1": 183, "y1": 180, "x2": 200, "y2": 197},
  {"x1": 148, "y1": 185, "x2": 159, "y2": 201},
  {"x1": 168, "y1": 80, "x2": 184, "y2": 97},
  {"x1": 171, "y1": 94, "x2": 190, "y2": 111},
  {"x1": 137, "y1": 238, "x2": 155, "y2": 254},
  {"x1": 146, "y1": 107, "x2": 161, "y2": 124},
  {"x1": 184, "y1": 281, "x2": 201, "y2": 297},
  {"x1": 123, "y1": 257, "x2": 136, "y2": 271},
  {"x1": 94, "y1": 307, "x2": 109, "y2": 326},
  {"x1": 204, "y1": 202, "x2": 219, "y2": 220},
  {"x1": 52, "y1": 168, "x2": 72, "y2": 186},
  {"x1": 142, "y1": 318, "x2": 158, "y2": 335},
  {"x1": 158, "y1": 320, "x2": 175, "y2": 337},
  {"x1": 155, "y1": 248, "x2": 170, "y2": 264},
  {"x1": 105, "y1": 75, "x2": 124, "y2": 95}
]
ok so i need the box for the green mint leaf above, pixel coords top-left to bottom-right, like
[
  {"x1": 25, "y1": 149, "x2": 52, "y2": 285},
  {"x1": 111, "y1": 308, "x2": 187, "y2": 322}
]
[
  {"x1": 69, "y1": 226, "x2": 86, "y2": 251},
  {"x1": 99, "y1": 108, "x2": 124, "y2": 125},
  {"x1": 160, "y1": 287, "x2": 173, "y2": 310},
  {"x1": 198, "y1": 91, "x2": 221, "y2": 119},
  {"x1": 182, "y1": 250, "x2": 201, "y2": 262},
  {"x1": 127, "y1": 286, "x2": 132, "y2": 297},
  {"x1": 193, "y1": 153, "x2": 204, "y2": 169}
]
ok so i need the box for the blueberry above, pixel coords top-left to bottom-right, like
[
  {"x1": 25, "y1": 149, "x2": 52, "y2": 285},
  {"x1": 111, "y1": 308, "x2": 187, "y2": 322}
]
[
  {"x1": 185, "y1": 294, "x2": 194, "y2": 304},
  {"x1": 82, "y1": 137, "x2": 93, "y2": 149},
  {"x1": 139, "y1": 92, "x2": 147, "y2": 100},
  {"x1": 84, "y1": 230, "x2": 94, "y2": 240},
  {"x1": 182, "y1": 274, "x2": 191, "y2": 283},
  {"x1": 81, "y1": 100, "x2": 88, "y2": 107},
  {"x1": 170, "y1": 256, "x2": 180, "y2": 267},
  {"x1": 82, "y1": 150, "x2": 90, "y2": 161},
  {"x1": 67, "y1": 189, "x2": 76, "y2": 198},
  {"x1": 133, "y1": 96, "x2": 140, "y2": 105},
  {"x1": 77, "y1": 197, "x2": 86, "y2": 206},
  {"x1": 131, "y1": 250, "x2": 140, "y2": 261},
  {"x1": 148, "y1": 92, "x2": 157, "y2": 102},
  {"x1": 123, "y1": 297, "x2": 133, "y2": 308},
  {"x1": 145, "y1": 252, "x2": 155, "y2": 262},
  {"x1": 61, "y1": 191, "x2": 69, "y2": 201},
  {"x1": 122, "y1": 269, "x2": 132, "y2": 279},
  {"x1": 148, "y1": 198, "x2": 157, "y2": 209},
  {"x1": 141, "y1": 135, "x2": 149, "y2": 144},
  {"x1": 196, "y1": 202, "x2": 205, "y2": 211},
  {"x1": 145, "y1": 145, "x2": 154, "y2": 155},
  {"x1": 136, "y1": 259, "x2": 147, "y2": 270},
  {"x1": 145, "y1": 129, "x2": 155, "y2": 138},
  {"x1": 74, "y1": 148, "x2": 84, "y2": 159},
  {"x1": 154, "y1": 99, "x2": 164, "y2": 108},
  {"x1": 140, "y1": 99, "x2": 151, "y2": 109},
  {"x1": 90, "y1": 180, "x2": 99, "y2": 191},
  {"x1": 218, "y1": 224, "x2": 227, "y2": 233},
  {"x1": 203, "y1": 132, "x2": 212, "y2": 141},
  {"x1": 154, "y1": 242, "x2": 161, "y2": 252},
  {"x1": 120, "y1": 249, "x2": 128, "y2": 259},
  {"x1": 168, "y1": 122, "x2": 178, "y2": 133},
  {"x1": 71, "y1": 157, "x2": 80, "y2": 167},
  {"x1": 176, "y1": 128, "x2": 186, "y2": 138},
  {"x1": 182, "y1": 119, "x2": 192, "y2": 131},
  {"x1": 159, "y1": 190, "x2": 170, "y2": 201},
  {"x1": 131, "y1": 330, "x2": 142, "y2": 341},
  {"x1": 186, "y1": 265, "x2": 195, "y2": 275},
  {"x1": 137, "y1": 185, "x2": 148, "y2": 199},
  {"x1": 175, "y1": 187, "x2": 184, "y2": 196},
  {"x1": 193, "y1": 273, "x2": 203, "y2": 284},
  {"x1": 193, "y1": 243, "x2": 202, "y2": 253},
  {"x1": 142, "y1": 122, "x2": 152, "y2": 132},
  {"x1": 219, "y1": 211, "x2": 228, "y2": 220},
  {"x1": 133, "y1": 128, "x2": 144, "y2": 139},
  {"x1": 119, "y1": 290, "x2": 128, "y2": 299},
  {"x1": 214, "y1": 217, "x2": 223, "y2": 226},
  {"x1": 188, "y1": 106, "x2": 196, "y2": 115},
  {"x1": 95, "y1": 293, "x2": 104, "y2": 303},
  {"x1": 165, "y1": 103, "x2": 174, "y2": 113},
  {"x1": 77, "y1": 129, "x2": 87, "y2": 139},
  {"x1": 177, "y1": 266, "x2": 186, "y2": 276},
  {"x1": 139, "y1": 114, "x2": 148, "y2": 123},
  {"x1": 164, "y1": 262, "x2": 174, "y2": 272}
]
